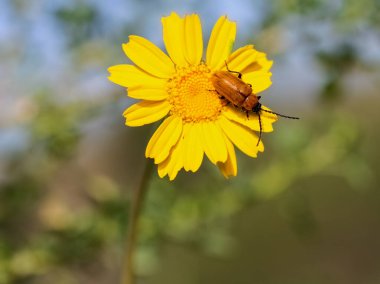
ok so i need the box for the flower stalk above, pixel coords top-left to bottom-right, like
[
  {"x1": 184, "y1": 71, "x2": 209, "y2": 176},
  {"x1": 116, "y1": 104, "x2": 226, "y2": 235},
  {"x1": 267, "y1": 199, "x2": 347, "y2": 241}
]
[{"x1": 121, "y1": 160, "x2": 153, "y2": 284}]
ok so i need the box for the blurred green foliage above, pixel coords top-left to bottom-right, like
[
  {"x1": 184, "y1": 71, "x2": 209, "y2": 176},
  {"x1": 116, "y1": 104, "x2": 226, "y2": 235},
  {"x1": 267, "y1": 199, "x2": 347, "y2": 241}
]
[
  {"x1": 30, "y1": 93, "x2": 85, "y2": 159},
  {"x1": 0, "y1": 0, "x2": 379, "y2": 283},
  {"x1": 55, "y1": 3, "x2": 98, "y2": 47},
  {"x1": 317, "y1": 43, "x2": 357, "y2": 103}
]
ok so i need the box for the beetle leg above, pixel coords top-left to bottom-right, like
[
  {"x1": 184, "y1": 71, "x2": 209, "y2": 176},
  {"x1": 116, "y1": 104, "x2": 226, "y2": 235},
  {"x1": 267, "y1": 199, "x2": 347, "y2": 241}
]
[
  {"x1": 224, "y1": 61, "x2": 243, "y2": 79},
  {"x1": 207, "y1": 89, "x2": 226, "y2": 101},
  {"x1": 256, "y1": 112, "x2": 263, "y2": 146},
  {"x1": 212, "y1": 93, "x2": 228, "y2": 105},
  {"x1": 168, "y1": 57, "x2": 178, "y2": 71},
  {"x1": 207, "y1": 89, "x2": 225, "y2": 101},
  {"x1": 245, "y1": 110, "x2": 249, "y2": 119},
  {"x1": 218, "y1": 98, "x2": 229, "y2": 107}
]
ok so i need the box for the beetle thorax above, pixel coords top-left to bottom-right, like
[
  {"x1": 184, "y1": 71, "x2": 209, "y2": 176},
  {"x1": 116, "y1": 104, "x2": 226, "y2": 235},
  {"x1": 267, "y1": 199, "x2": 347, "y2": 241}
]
[{"x1": 242, "y1": 95, "x2": 259, "y2": 111}]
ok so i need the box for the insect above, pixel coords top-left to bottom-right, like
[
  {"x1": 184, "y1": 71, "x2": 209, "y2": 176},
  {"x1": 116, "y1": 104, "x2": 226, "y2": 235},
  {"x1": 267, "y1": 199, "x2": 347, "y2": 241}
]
[{"x1": 211, "y1": 62, "x2": 299, "y2": 145}]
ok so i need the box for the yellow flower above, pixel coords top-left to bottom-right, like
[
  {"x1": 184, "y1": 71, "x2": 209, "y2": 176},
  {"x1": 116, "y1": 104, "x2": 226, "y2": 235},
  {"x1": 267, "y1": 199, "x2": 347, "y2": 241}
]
[{"x1": 108, "y1": 12, "x2": 277, "y2": 180}]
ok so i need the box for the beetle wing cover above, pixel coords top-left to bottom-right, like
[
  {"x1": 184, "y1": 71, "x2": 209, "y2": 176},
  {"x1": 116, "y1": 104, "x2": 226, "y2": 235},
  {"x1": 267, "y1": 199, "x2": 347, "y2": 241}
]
[{"x1": 211, "y1": 72, "x2": 246, "y2": 104}]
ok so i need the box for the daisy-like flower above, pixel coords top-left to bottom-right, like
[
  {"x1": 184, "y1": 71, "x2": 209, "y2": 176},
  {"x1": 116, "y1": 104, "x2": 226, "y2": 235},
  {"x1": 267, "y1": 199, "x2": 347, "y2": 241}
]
[{"x1": 108, "y1": 12, "x2": 277, "y2": 180}]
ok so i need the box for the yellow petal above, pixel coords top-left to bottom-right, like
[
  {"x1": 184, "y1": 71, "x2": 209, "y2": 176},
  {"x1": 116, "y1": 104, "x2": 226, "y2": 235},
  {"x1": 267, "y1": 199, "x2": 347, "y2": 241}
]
[
  {"x1": 219, "y1": 116, "x2": 264, "y2": 158},
  {"x1": 169, "y1": 143, "x2": 186, "y2": 181},
  {"x1": 128, "y1": 87, "x2": 168, "y2": 101},
  {"x1": 222, "y1": 106, "x2": 277, "y2": 132},
  {"x1": 243, "y1": 71, "x2": 272, "y2": 94},
  {"x1": 183, "y1": 123, "x2": 204, "y2": 172},
  {"x1": 123, "y1": 101, "x2": 171, "y2": 127},
  {"x1": 201, "y1": 122, "x2": 228, "y2": 164},
  {"x1": 184, "y1": 14, "x2": 203, "y2": 65},
  {"x1": 158, "y1": 138, "x2": 184, "y2": 180},
  {"x1": 241, "y1": 51, "x2": 273, "y2": 73},
  {"x1": 162, "y1": 12, "x2": 187, "y2": 67},
  {"x1": 123, "y1": 36, "x2": 175, "y2": 78},
  {"x1": 217, "y1": 133, "x2": 237, "y2": 178},
  {"x1": 108, "y1": 64, "x2": 167, "y2": 88},
  {"x1": 225, "y1": 45, "x2": 257, "y2": 72},
  {"x1": 206, "y1": 16, "x2": 237, "y2": 71},
  {"x1": 145, "y1": 116, "x2": 183, "y2": 164},
  {"x1": 224, "y1": 46, "x2": 273, "y2": 81}
]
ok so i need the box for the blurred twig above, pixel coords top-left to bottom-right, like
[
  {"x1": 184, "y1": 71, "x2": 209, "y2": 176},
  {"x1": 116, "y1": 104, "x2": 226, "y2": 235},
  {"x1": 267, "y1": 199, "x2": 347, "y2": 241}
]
[{"x1": 121, "y1": 160, "x2": 153, "y2": 284}]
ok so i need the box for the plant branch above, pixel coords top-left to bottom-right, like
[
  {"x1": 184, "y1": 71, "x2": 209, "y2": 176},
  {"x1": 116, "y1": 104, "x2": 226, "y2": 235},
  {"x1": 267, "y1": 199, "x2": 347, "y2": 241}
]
[{"x1": 121, "y1": 160, "x2": 153, "y2": 284}]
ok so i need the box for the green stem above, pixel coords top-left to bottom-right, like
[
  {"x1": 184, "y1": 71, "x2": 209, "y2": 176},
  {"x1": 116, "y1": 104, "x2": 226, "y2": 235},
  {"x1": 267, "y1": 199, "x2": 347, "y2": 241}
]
[{"x1": 121, "y1": 160, "x2": 153, "y2": 284}]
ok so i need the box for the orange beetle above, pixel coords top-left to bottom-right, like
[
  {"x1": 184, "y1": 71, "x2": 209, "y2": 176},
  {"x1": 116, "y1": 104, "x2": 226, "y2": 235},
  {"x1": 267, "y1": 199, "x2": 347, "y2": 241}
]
[{"x1": 211, "y1": 63, "x2": 299, "y2": 145}]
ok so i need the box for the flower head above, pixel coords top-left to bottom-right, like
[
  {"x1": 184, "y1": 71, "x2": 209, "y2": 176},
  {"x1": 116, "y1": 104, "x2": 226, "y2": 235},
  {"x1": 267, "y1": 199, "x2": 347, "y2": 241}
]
[{"x1": 108, "y1": 12, "x2": 277, "y2": 180}]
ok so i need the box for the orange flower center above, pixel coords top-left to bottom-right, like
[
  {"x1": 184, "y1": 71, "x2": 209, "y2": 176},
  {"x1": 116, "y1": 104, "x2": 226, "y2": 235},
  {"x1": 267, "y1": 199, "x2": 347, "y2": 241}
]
[{"x1": 167, "y1": 64, "x2": 223, "y2": 123}]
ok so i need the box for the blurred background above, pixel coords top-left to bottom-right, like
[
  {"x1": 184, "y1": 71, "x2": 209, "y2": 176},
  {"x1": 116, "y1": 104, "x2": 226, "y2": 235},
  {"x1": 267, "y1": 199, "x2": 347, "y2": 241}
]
[{"x1": 0, "y1": 0, "x2": 380, "y2": 283}]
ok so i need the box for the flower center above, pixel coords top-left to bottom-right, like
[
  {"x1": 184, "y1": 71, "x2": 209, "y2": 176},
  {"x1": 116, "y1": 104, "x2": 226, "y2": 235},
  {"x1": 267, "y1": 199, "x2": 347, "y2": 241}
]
[{"x1": 167, "y1": 64, "x2": 224, "y2": 123}]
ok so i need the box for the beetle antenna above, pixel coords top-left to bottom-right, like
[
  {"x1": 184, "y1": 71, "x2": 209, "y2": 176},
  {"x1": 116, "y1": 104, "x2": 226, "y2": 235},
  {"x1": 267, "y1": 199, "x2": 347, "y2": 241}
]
[
  {"x1": 260, "y1": 109, "x2": 299, "y2": 119},
  {"x1": 257, "y1": 112, "x2": 262, "y2": 146}
]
